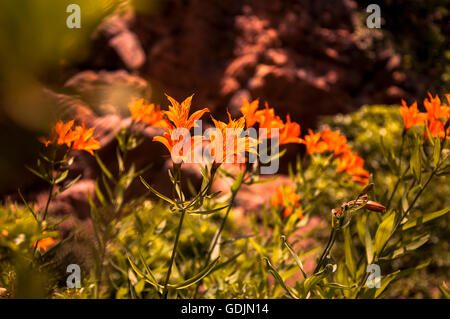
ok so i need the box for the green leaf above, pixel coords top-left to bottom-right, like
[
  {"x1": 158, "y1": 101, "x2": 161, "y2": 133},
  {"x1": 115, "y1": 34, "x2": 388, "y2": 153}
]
[
  {"x1": 303, "y1": 264, "x2": 332, "y2": 295},
  {"x1": 365, "y1": 219, "x2": 374, "y2": 264},
  {"x1": 401, "y1": 207, "x2": 450, "y2": 231},
  {"x1": 138, "y1": 250, "x2": 161, "y2": 293},
  {"x1": 95, "y1": 153, "x2": 115, "y2": 182},
  {"x1": 170, "y1": 257, "x2": 220, "y2": 289},
  {"x1": 281, "y1": 235, "x2": 307, "y2": 279},
  {"x1": 139, "y1": 176, "x2": 176, "y2": 206},
  {"x1": 373, "y1": 259, "x2": 430, "y2": 298},
  {"x1": 54, "y1": 170, "x2": 69, "y2": 184},
  {"x1": 264, "y1": 257, "x2": 299, "y2": 299},
  {"x1": 382, "y1": 234, "x2": 430, "y2": 260},
  {"x1": 25, "y1": 165, "x2": 47, "y2": 181},
  {"x1": 410, "y1": 143, "x2": 421, "y2": 183},
  {"x1": 374, "y1": 211, "x2": 395, "y2": 255},
  {"x1": 18, "y1": 188, "x2": 38, "y2": 221},
  {"x1": 343, "y1": 227, "x2": 356, "y2": 278},
  {"x1": 127, "y1": 257, "x2": 163, "y2": 291},
  {"x1": 54, "y1": 174, "x2": 82, "y2": 196},
  {"x1": 187, "y1": 205, "x2": 228, "y2": 215},
  {"x1": 433, "y1": 137, "x2": 441, "y2": 168}
]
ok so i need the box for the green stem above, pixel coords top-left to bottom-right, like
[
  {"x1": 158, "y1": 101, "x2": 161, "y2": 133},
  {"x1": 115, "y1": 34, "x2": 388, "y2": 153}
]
[
  {"x1": 192, "y1": 168, "x2": 246, "y2": 297},
  {"x1": 313, "y1": 228, "x2": 337, "y2": 274},
  {"x1": 162, "y1": 209, "x2": 186, "y2": 299}
]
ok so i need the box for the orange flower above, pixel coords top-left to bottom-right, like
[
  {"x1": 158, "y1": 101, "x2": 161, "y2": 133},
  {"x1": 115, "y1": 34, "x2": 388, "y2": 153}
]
[
  {"x1": 128, "y1": 98, "x2": 167, "y2": 127},
  {"x1": 279, "y1": 115, "x2": 303, "y2": 145},
  {"x1": 337, "y1": 151, "x2": 369, "y2": 184},
  {"x1": 400, "y1": 100, "x2": 427, "y2": 130},
  {"x1": 424, "y1": 93, "x2": 448, "y2": 121},
  {"x1": 271, "y1": 185, "x2": 303, "y2": 219},
  {"x1": 302, "y1": 129, "x2": 328, "y2": 154},
  {"x1": 240, "y1": 98, "x2": 260, "y2": 127},
  {"x1": 71, "y1": 123, "x2": 101, "y2": 155},
  {"x1": 153, "y1": 95, "x2": 209, "y2": 163},
  {"x1": 209, "y1": 112, "x2": 258, "y2": 166},
  {"x1": 240, "y1": 99, "x2": 303, "y2": 145},
  {"x1": 164, "y1": 95, "x2": 209, "y2": 131},
  {"x1": 254, "y1": 103, "x2": 284, "y2": 139},
  {"x1": 33, "y1": 237, "x2": 55, "y2": 252},
  {"x1": 320, "y1": 128, "x2": 350, "y2": 156},
  {"x1": 39, "y1": 120, "x2": 100, "y2": 156}
]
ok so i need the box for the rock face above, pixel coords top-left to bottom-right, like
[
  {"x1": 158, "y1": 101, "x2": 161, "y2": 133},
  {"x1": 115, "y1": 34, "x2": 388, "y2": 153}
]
[{"x1": 85, "y1": 0, "x2": 407, "y2": 125}]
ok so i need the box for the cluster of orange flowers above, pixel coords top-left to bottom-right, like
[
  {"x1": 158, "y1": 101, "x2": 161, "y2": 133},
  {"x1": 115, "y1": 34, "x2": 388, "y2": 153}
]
[
  {"x1": 130, "y1": 95, "x2": 303, "y2": 166},
  {"x1": 240, "y1": 99, "x2": 303, "y2": 145},
  {"x1": 40, "y1": 120, "x2": 101, "y2": 155},
  {"x1": 400, "y1": 93, "x2": 450, "y2": 139},
  {"x1": 301, "y1": 128, "x2": 370, "y2": 184},
  {"x1": 271, "y1": 185, "x2": 303, "y2": 219}
]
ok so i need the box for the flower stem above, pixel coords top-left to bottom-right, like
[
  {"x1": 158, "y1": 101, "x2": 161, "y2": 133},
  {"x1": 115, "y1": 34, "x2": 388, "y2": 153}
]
[{"x1": 162, "y1": 209, "x2": 186, "y2": 299}]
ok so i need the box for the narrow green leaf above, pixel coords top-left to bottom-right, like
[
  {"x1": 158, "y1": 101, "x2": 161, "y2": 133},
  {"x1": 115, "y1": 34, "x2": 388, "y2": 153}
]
[
  {"x1": 139, "y1": 176, "x2": 176, "y2": 206},
  {"x1": 95, "y1": 153, "x2": 115, "y2": 181},
  {"x1": 374, "y1": 211, "x2": 395, "y2": 255},
  {"x1": 54, "y1": 170, "x2": 69, "y2": 184},
  {"x1": 187, "y1": 205, "x2": 228, "y2": 215},
  {"x1": 264, "y1": 257, "x2": 299, "y2": 299},
  {"x1": 365, "y1": 219, "x2": 374, "y2": 264},
  {"x1": 343, "y1": 227, "x2": 356, "y2": 278},
  {"x1": 170, "y1": 257, "x2": 220, "y2": 289},
  {"x1": 433, "y1": 137, "x2": 441, "y2": 168},
  {"x1": 401, "y1": 207, "x2": 450, "y2": 231},
  {"x1": 281, "y1": 235, "x2": 307, "y2": 279}
]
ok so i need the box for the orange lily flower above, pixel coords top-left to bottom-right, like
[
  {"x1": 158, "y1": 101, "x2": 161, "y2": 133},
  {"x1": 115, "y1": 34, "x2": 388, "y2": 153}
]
[
  {"x1": 164, "y1": 95, "x2": 209, "y2": 131},
  {"x1": 337, "y1": 151, "x2": 369, "y2": 184},
  {"x1": 424, "y1": 93, "x2": 448, "y2": 121},
  {"x1": 271, "y1": 185, "x2": 303, "y2": 219},
  {"x1": 400, "y1": 100, "x2": 427, "y2": 130},
  {"x1": 240, "y1": 98, "x2": 260, "y2": 128},
  {"x1": 39, "y1": 120, "x2": 100, "y2": 156},
  {"x1": 279, "y1": 115, "x2": 303, "y2": 145},
  {"x1": 153, "y1": 95, "x2": 209, "y2": 163},
  {"x1": 302, "y1": 129, "x2": 328, "y2": 154},
  {"x1": 321, "y1": 128, "x2": 350, "y2": 156},
  {"x1": 128, "y1": 98, "x2": 167, "y2": 127},
  {"x1": 209, "y1": 112, "x2": 258, "y2": 166},
  {"x1": 71, "y1": 123, "x2": 101, "y2": 155},
  {"x1": 39, "y1": 120, "x2": 78, "y2": 147},
  {"x1": 254, "y1": 103, "x2": 284, "y2": 139},
  {"x1": 33, "y1": 237, "x2": 55, "y2": 252}
]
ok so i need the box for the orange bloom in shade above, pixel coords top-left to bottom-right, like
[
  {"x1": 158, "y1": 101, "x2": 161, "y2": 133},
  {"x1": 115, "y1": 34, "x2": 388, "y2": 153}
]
[
  {"x1": 424, "y1": 93, "x2": 448, "y2": 121},
  {"x1": 271, "y1": 185, "x2": 303, "y2": 219},
  {"x1": 128, "y1": 98, "x2": 167, "y2": 127},
  {"x1": 33, "y1": 237, "x2": 55, "y2": 252},
  {"x1": 71, "y1": 123, "x2": 101, "y2": 155},
  {"x1": 337, "y1": 151, "x2": 370, "y2": 184},
  {"x1": 254, "y1": 103, "x2": 284, "y2": 139},
  {"x1": 164, "y1": 95, "x2": 209, "y2": 131},
  {"x1": 153, "y1": 95, "x2": 209, "y2": 163},
  {"x1": 321, "y1": 128, "x2": 350, "y2": 156},
  {"x1": 39, "y1": 120, "x2": 78, "y2": 147},
  {"x1": 302, "y1": 129, "x2": 328, "y2": 154},
  {"x1": 279, "y1": 115, "x2": 303, "y2": 145},
  {"x1": 400, "y1": 100, "x2": 427, "y2": 130},
  {"x1": 422, "y1": 93, "x2": 450, "y2": 139},
  {"x1": 209, "y1": 112, "x2": 259, "y2": 166},
  {"x1": 240, "y1": 98, "x2": 260, "y2": 127},
  {"x1": 39, "y1": 121, "x2": 100, "y2": 156}
]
